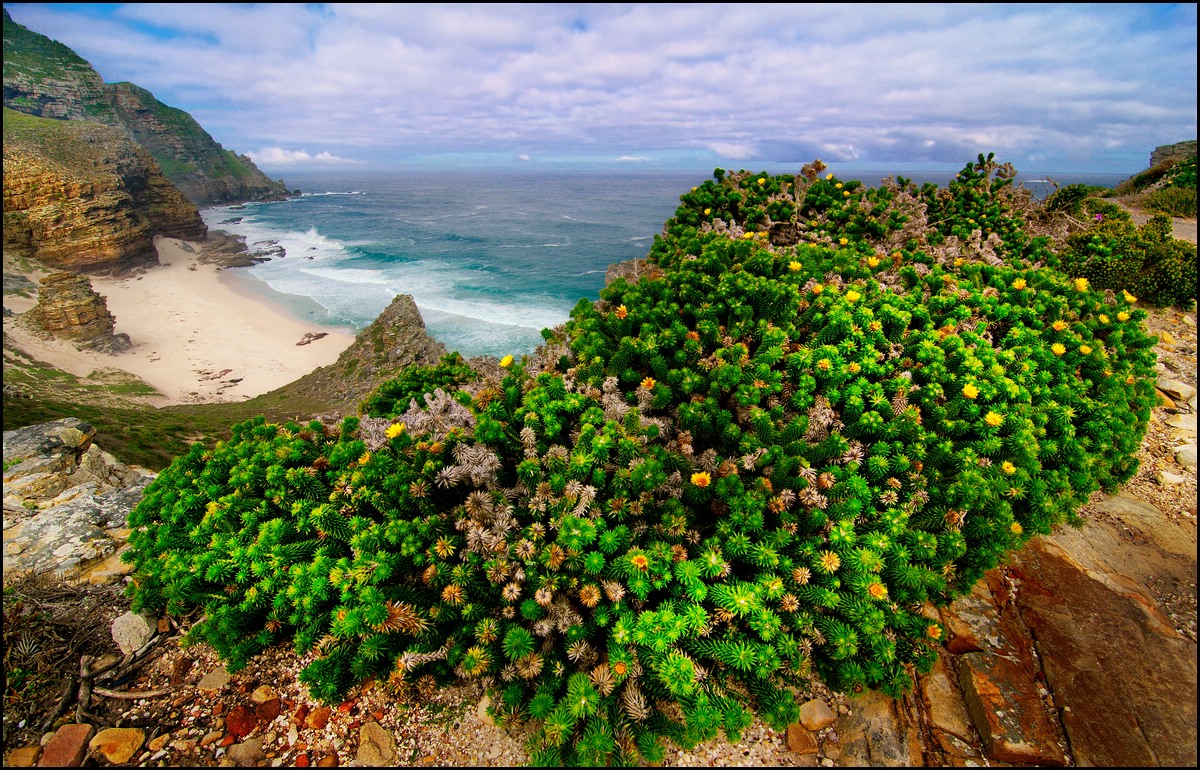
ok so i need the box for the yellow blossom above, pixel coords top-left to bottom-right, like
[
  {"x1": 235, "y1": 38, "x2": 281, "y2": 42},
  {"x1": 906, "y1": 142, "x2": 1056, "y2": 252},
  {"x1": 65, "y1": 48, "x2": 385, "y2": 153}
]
[
  {"x1": 1074, "y1": 277, "x2": 1089, "y2": 291},
  {"x1": 811, "y1": 283, "x2": 825, "y2": 295},
  {"x1": 630, "y1": 553, "x2": 649, "y2": 570},
  {"x1": 704, "y1": 208, "x2": 712, "y2": 215},
  {"x1": 954, "y1": 258, "x2": 965, "y2": 266},
  {"x1": 867, "y1": 256, "x2": 881, "y2": 268},
  {"x1": 386, "y1": 422, "x2": 406, "y2": 439},
  {"x1": 985, "y1": 411, "x2": 1003, "y2": 428},
  {"x1": 499, "y1": 354, "x2": 514, "y2": 368},
  {"x1": 691, "y1": 471, "x2": 712, "y2": 488},
  {"x1": 640, "y1": 377, "x2": 656, "y2": 390},
  {"x1": 826, "y1": 173, "x2": 834, "y2": 180},
  {"x1": 817, "y1": 358, "x2": 832, "y2": 371},
  {"x1": 359, "y1": 451, "x2": 372, "y2": 465},
  {"x1": 743, "y1": 231, "x2": 755, "y2": 239},
  {"x1": 1001, "y1": 461, "x2": 1016, "y2": 475},
  {"x1": 1052, "y1": 320, "x2": 1068, "y2": 331},
  {"x1": 1098, "y1": 314, "x2": 1109, "y2": 324},
  {"x1": 1012, "y1": 278, "x2": 1027, "y2": 290},
  {"x1": 868, "y1": 583, "x2": 888, "y2": 600},
  {"x1": 818, "y1": 550, "x2": 841, "y2": 573},
  {"x1": 926, "y1": 624, "x2": 942, "y2": 641},
  {"x1": 1125, "y1": 375, "x2": 1136, "y2": 385},
  {"x1": 1123, "y1": 290, "x2": 1137, "y2": 303},
  {"x1": 758, "y1": 177, "x2": 766, "y2": 185},
  {"x1": 789, "y1": 260, "x2": 802, "y2": 271},
  {"x1": 1117, "y1": 311, "x2": 1130, "y2": 321},
  {"x1": 615, "y1": 305, "x2": 628, "y2": 319},
  {"x1": 843, "y1": 190, "x2": 851, "y2": 197},
  {"x1": 847, "y1": 362, "x2": 861, "y2": 373},
  {"x1": 1010, "y1": 522, "x2": 1023, "y2": 535},
  {"x1": 835, "y1": 182, "x2": 843, "y2": 189},
  {"x1": 839, "y1": 237, "x2": 849, "y2": 246},
  {"x1": 1051, "y1": 343, "x2": 1066, "y2": 355},
  {"x1": 962, "y1": 383, "x2": 980, "y2": 399},
  {"x1": 1079, "y1": 344, "x2": 1093, "y2": 355}
]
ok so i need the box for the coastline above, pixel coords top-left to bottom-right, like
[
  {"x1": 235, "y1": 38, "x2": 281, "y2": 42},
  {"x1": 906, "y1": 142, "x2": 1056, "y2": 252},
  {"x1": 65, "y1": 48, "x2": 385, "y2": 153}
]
[{"x1": 3, "y1": 236, "x2": 355, "y2": 406}]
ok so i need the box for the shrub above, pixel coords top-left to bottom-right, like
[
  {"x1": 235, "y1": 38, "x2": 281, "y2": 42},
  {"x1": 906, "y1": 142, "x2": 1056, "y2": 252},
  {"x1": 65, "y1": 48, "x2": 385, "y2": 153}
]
[
  {"x1": 1059, "y1": 214, "x2": 1197, "y2": 309},
  {"x1": 1142, "y1": 185, "x2": 1197, "y2": 218},
  {"x1": 123, "y1": 156, "x2": 1159, "y2": 765}
]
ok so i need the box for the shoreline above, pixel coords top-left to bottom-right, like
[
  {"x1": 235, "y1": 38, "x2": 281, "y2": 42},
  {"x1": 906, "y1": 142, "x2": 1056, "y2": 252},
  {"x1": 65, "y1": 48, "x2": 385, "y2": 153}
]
[{"x1": 3, "y1": 236, "x2": 356, "y2": 406}]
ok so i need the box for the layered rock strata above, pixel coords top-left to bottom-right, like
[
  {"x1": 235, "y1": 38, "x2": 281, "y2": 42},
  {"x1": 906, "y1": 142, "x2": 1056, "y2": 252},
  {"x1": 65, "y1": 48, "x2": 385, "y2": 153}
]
[
  {"x1": 23, "y1": 271, "x2": 131, "y2": 353},
  {"x1": 3, "y1": 108, "x2": 206, "y2": 273}
]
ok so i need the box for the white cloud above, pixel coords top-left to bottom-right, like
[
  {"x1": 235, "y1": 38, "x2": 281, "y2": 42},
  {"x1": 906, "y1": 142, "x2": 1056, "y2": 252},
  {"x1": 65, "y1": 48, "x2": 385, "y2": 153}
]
[
  {"x1": 7, "y1": 3, "x2": 1195, "y2": 173},
  {"x1": 247, "y1": 148, "x2": 362, "y2": 166}
]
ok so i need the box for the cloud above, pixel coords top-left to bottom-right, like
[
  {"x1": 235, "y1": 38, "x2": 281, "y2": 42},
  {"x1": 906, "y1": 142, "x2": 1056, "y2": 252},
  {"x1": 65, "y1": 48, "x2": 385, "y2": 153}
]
[
  {"x1": 7, "y1": 3, "x2": 1195, "y2": 173},
  {"x1": 247, "y1": 148, "x2": 362, "y2": 166}
]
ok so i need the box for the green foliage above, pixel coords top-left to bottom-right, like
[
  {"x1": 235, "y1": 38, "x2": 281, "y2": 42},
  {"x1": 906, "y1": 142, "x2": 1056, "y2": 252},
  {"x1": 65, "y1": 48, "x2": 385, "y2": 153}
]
[
  {"x1": 125, "y1": 154, "x2": 1160, "y2": 766},
  {"x1": 1143, "y1": 185, "x2": 1197, "y2": 218},
  {"x1": 1059, "y1": 215, "x2": 1197, "y2": 309}
]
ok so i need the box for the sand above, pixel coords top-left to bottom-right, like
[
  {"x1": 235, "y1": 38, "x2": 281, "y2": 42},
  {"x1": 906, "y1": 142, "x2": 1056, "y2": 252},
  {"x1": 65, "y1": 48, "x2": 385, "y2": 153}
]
[{"x1": 4, "y1": 236, "x2": 355, "y2": 405}]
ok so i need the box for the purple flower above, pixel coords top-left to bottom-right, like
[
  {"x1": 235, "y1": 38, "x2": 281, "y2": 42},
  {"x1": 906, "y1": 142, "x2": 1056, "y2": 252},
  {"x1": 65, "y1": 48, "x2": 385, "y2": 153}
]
[{"x1": 1093, "y1": 214, "x2": 1103, "y2": 221}]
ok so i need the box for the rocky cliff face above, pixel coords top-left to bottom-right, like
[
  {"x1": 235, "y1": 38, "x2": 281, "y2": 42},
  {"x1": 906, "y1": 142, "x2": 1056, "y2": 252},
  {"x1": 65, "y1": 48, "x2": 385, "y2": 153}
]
[
  {"x1": 3, "y1": 107, "x2": 206, "y2": 274},
  {"x1": 2, "y1": 9, "x2": 290, "y2": 208},
  {"x1": 1150, "y1": 140, "x2": 1197, "y2": 169}
]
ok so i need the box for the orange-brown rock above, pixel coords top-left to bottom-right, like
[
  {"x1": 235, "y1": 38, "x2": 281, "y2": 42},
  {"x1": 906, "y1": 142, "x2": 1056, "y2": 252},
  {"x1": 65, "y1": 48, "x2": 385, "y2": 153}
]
[
  {"x1": 3, "y1": 108, "x2": 206, "y2": 274},
  {"x1": 23, "y1": 271, "x2": 131, "y2": 353}
]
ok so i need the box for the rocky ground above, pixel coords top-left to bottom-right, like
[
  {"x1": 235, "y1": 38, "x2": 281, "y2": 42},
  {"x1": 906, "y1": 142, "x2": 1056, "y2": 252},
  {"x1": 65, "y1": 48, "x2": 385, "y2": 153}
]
[{"x1": 3, "y1": 208, "x2": 1196, "y2": 768}]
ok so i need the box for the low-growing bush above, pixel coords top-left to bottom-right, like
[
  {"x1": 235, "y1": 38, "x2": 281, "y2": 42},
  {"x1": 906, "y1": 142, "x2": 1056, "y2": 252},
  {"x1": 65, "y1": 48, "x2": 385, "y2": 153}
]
[
  {"x1": 1058, "y1": 214, "x2": 1197, "y2": 309},
  {"x1": 1143, "y1": 185, "x2": 1197, "y2": 218},
  {"x1": 123, "y1": 155, "x2": 1160, "y2": 766}
]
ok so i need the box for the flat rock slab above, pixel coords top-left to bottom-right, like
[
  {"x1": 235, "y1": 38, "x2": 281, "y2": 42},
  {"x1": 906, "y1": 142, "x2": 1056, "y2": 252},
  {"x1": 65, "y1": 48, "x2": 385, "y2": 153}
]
[
  {"x1": 1010, "y1": 538, "x2": 1198, "y2": 766},
  {"x1": 833, "y1": 689, "x2": 924, "y2": 766}
]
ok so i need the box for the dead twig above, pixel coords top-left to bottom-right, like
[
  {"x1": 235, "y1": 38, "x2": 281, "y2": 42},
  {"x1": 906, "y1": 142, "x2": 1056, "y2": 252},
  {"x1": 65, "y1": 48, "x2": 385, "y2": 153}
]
[
  {"x1": 92, "y1": 685, "x2": 178, "y2": 700},
  {"x1": 39, "y1": 674, "x2": 78, "y2": 733}
]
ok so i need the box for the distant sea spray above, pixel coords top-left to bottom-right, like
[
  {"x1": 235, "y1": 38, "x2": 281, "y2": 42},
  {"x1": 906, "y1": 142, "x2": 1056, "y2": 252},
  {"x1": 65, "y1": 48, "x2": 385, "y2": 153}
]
[{"x1": 200, "y1": 168, "x2": 1127, "y2": 359}]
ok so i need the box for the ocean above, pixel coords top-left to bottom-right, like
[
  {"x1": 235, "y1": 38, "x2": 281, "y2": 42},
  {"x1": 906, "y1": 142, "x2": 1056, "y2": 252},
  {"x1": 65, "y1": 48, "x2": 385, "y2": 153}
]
[{"x1": 200, "y1": 167, "x2": 1127, "y2": 359}]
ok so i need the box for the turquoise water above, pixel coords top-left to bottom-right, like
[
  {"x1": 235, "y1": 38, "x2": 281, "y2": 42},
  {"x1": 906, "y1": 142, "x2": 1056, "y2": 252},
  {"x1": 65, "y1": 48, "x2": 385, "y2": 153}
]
[{"x1": 200, "y1": 168, "x2": 1126, "y2": 359}]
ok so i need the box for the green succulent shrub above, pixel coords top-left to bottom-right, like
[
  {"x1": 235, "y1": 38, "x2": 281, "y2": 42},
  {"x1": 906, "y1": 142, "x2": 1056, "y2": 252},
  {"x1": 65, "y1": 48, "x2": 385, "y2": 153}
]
[
  {"x1": 1057, "y1": 214, "x2": 1197, "y2": 309},
  {"x1": 123, "y1": 155, "x2": 1160, "y2": 766},
  {"x1": 1142, "y1": 185, "x2": 1197, "y2": 218}
]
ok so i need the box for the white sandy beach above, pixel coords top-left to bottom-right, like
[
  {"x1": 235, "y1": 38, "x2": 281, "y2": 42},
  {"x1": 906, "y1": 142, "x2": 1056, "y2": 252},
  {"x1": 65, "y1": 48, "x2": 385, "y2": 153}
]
[{"x1": 4, "y1": 237, "x2": 355, "y2": 405}]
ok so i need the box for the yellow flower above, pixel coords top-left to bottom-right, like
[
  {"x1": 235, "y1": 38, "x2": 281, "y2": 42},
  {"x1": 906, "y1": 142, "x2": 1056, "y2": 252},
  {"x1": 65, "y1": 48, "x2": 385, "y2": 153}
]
[
  {"x1": 811, "y1": 283, "x2": 825, "y2": 295},
  {"x1": 1123, "y1": 290, "x2": 1137, "y2": 303},
  {"x1": 1098, "y1": 314, "x2": 1109, "y2": 324},
  {"x1": 743, "y1": 231, "x2": 755, "y2": 239},
  {"x1": 499, "y1": 354, "x2": 514, "y2": 368},
  {"x1": 835, "y1": 183, "x2": 843, "y2": 189},
  {"x1": 985, "y1": 411, "x2": 1003, "y2": 428},
  {"x1": 1051, "y1": 343, "x2": 1066, "y2": 355},
  {"x1": 1125, "y1": 375, "x2": 1136, "y2": 385},
  {"x1": 954, "y1": 257, "x2": 965, "y2": 266},
  {"x1": 1117, "y1": 311, "x2": 1130, "y2": 321},
  {"x1": 847, "y1": 362, "x2": 861, "y2": 373},
  {"x1": 962, "y1": 383, "x2": 980, "y2": 399},
  {"x1": 1001, "y1": 461, "x2": 1016, "y2": 475},
  {"x1": 615, "y1": 305, "x2": 628, "y2": 319},
  {"x1": 386, "y1": 422, "x2": 406, "y2": 439},
  {"x1": 826, "y1": 173, "x2": 834, "y2": 180},
  {"x1": 818, "y1": 550, "x2": 841, "y2": 573},
  {"x1": 817, "y1": 358, "x2": 832, "y2": 371},
  {"x1": 640, "y1": 377, "x2": 656, "y2": 390},
  {"x1": 758, "y1": 177, "x2": 766, "y2": 185},
  {"x1": 789, "y1": 260, "x2": 802, "y2": 271},
  {"x1": 691, "y1": 471, "x2": 711, "y2": 488},
  {"x1": 845, "y1": 290, "x2": 861, "y2": 302},
  {"x1": 1052, "y1": 320, "x2": 1068, "y2": 331},
  {"x1": 867, "y1": 256, "x2": 881, "y2": 268},
  {"x1": 839, "y1": 237, "x2": 848, "y2": 246},
  {"x1": 1079, "y1": 344, "x2": 1093, "y2": 355},
  {"x1": 630, "y1": 554, "x2": 650, "y2": 570},
  {"x1": 1074, "y1": 277, "x2": 1089, "y2": 291},
  {"x1": 843, "y1": 190, "x2": 851, "y2": 197},
  {"x1": 1010, "y1": 522, "x2": 1023, "y2": 535},
  {"x1": 867, "y1": 582, "x2": 888, "y2": 600},
  {"x1": 927, "y1": 624, "x2": 942, "y2": 641},
  {"x1": 704, "y1": 208, "x2": 712, "y2": 215},
  {"x1": 359, "y1": 451, "x2": 372, "y2": 465},
  {"x1": 1012, "y1": 278, "x2": 1027, "y2": 290}
]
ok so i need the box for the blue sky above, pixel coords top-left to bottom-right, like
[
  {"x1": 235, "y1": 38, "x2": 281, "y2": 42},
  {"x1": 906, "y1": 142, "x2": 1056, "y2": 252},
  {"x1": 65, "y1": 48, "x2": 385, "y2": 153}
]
[{"x1": 6, "y1": 3, "x2": 1196, "y2": 175}]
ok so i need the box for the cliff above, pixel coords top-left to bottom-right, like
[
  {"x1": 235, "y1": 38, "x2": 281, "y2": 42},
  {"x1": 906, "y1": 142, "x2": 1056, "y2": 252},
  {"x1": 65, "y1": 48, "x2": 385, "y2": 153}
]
[
  {"x1": 2, "y1": 9, "x2": 290, "y2": 207},
  {"x1": 3, "y1": 107, "x2": 207, "y2": 274},
  {"x1": 1150, "y1": 140, "x2": 1197, "y2": 169}
]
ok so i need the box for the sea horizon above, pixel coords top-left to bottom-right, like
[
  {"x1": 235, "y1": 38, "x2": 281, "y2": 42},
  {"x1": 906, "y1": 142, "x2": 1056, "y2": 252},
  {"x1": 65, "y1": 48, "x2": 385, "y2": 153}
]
[{"x1": 202, "y1": 167, "x2": 1129, "y2": 360}]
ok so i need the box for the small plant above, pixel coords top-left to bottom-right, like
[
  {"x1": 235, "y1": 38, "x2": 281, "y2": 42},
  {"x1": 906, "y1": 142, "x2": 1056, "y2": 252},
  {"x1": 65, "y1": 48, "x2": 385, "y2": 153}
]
[
  {"x1": 123, "y1": 156, "x2": 1159, "y2": 766},
  {"x1": 1058, "y1": 214, "x2": 1197, "y2": 309}
]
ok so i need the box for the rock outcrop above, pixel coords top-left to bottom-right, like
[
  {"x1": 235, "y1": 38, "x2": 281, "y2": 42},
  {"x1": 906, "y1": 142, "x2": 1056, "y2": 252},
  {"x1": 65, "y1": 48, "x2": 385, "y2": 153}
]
[
  {"x1": 23, "y1": 271, "x2": 131, "y2": 353},
  {"x1": 3, "y1": 107, "x2": 206, "y2": 273},
  {"x1": 273, "y1": 293, "x2": 447, "y2": 416},
  {"x1": 2, "y1": 9, "x2": 290, "y2": 208},
  {"x1": 1150, "y1": 140, "x2": 1197, "y2": 169},
  {"x1": 3, "y1": 418, "x2": 154, "y2": 584}
]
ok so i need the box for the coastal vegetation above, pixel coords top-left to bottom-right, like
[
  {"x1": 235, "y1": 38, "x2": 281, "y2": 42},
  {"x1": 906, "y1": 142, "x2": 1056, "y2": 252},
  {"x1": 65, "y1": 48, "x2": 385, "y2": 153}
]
[{"x1": 118, "y1": 155, "x2": 1168, "y2": 765}]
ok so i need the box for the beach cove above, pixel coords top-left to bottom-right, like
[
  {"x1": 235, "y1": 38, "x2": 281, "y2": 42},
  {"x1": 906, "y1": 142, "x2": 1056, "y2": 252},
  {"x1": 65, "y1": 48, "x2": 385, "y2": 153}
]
[{"x1": 3, "y1": 236, "x2": 355, "y2": 406}]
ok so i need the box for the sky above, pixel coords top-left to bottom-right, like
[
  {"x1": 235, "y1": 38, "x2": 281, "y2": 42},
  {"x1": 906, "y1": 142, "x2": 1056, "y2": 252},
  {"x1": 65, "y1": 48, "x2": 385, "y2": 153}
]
[{"x1": 5, "y1": 3, "x2": 1197, "y2": 176}]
